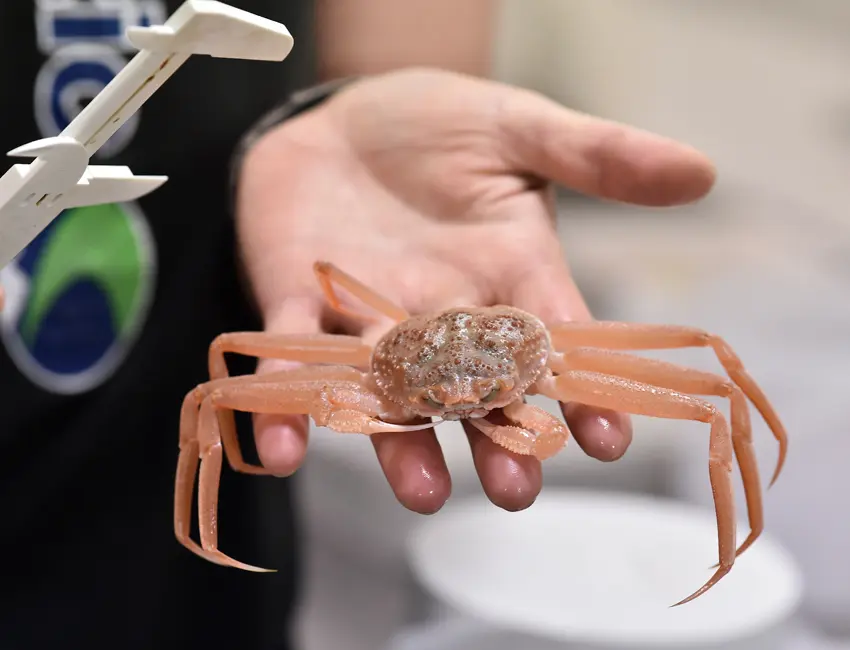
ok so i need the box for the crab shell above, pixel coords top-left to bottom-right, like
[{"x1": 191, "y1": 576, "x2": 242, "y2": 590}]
[{"x1": 370, "y1": 306, "x2": 551, "y2": 420}]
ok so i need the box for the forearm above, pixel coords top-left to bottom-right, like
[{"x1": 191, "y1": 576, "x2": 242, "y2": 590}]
[{"x1": 315, "y1": 0, "x2": 497, "y2": 79}]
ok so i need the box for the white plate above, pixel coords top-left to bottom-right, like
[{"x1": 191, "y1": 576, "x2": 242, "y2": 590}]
[
  {"x1": 387, "y1": 617, "x2": 571, "y2": 650},
  {"x1": 407, "y1": 490, "x2": 802, "y2": 648}
]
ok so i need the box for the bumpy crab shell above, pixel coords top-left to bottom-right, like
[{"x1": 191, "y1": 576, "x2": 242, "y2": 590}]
[{"x1": 370, "y1": 306, "x2": 551, "y2": 415}]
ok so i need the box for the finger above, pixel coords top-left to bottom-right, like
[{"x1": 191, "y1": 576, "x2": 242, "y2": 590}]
[
  {"x1": 496, "y1": 88, "x2": 716, "y2": 206},
  {"x1": 253, "y1": 298, "x2": 323, "y2": 476},
  {"x1": 510, "y1": 257, "x2": 593, "y2": 324},
  {"x1": 509, "y1": 260, "x2": 634, "y2": 462},
  {"x1": 464, "y1": 417, "x2": 542, "y2": 512},
  {"x1": 562, "y1": 402, "x2": 633, "y2": 462},
  {"x1": 371, "y1": 427, "x2": 452, "y2": 514},
  {"x1": 364, "y1": 293, "x2": 462, "y2": 515}
]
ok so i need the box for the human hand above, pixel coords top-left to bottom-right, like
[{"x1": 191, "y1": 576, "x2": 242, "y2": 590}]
[{"x1": 235, "y1": 68, "x2": 715, "y2": 514}]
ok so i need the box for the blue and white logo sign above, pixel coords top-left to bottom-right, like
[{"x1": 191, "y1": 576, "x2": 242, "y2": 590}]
[
  {"x1": 35, "y1": 0, "x2": 166, "y2": 55},
  {"x1": 2, "y1": 0, "x2": 165, "y2": 395},
  {"x1": 0, "y1": 203, "x2": 156, "y2": 394}
]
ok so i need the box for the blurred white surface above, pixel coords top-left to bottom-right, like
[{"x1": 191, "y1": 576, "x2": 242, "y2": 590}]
[
  {"x1": 406, "y1": 490, "x2": 802, "y2": 648},
  {"x1": 388, "y1": 618, "x2": 579, "y2": 650},
  {"x1": 388, "y1": 618, "x2": 850, "y2": 650}
]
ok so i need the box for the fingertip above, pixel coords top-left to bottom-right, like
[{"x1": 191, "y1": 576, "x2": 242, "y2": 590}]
[
  {"x1": 253, "y1": 413, "x2": 310, "y2": 477},
  {"x1": 465, "y1": 425, "x2": 542, "y2": 511},
  {"x1": 660, "y1": 142, "x2": 717, "y2": 205},
  {"x1": 372, "y1": 429, "x2": 452, "y2": 514},
  {"x1": 606, "y1": 129, "x2": 717, "y2": 207},
  {"x1": 396, "y1": 464, "x2": 453, "y2": 515},
  {"x1": 562, "y1": 403, "x2": 632, "y2": 462},
  {"x1": 686, "y1": 145, "x2": 717, "y2": 189}
]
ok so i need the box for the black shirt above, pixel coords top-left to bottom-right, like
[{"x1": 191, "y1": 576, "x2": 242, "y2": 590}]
[{"x1": 0, "y1": 2, "x2": 315, "y2": 648}]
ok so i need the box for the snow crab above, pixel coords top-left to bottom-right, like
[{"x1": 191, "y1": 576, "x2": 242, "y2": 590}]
[{"x1": 174, "y1": 261, "x2": 787, "y2": 606}]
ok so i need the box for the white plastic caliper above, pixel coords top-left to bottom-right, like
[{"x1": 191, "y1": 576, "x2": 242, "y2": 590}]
[{"x1": 0, "y1": 0, "x2": 294, "y2": 270}]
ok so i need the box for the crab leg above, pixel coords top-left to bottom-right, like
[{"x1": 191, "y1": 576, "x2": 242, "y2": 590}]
[
  {"x1": 313, "y1": 260, "x2": 410, "y2": 323},
  {"x1": 535, "y1": 370, "x2": 734, "y2": 607},
  {"x1": 468, "y1": 401, "x2": 570, "y2": 460},
  {"x1": 175, "y1": 369, "x2": 334, "y2": 570},
  {"x1": 553, "y1": 347, "x2": 762, "y2": 560},
  {"x1": 175, "y1": 368, "x2": 429, "y2": 570},
  {"x1": 205, "y1": 332, "x2": 373, "y2": 473},
  {"x1": 548, "y1": 321, "x2": 787, "y2": 485},
  {"x1": 208, "y1": 331, "x2": 372, "y2": 378}
]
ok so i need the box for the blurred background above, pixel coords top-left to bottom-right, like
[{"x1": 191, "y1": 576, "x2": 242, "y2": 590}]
[{"x1": 292, "y1": 1, "x2": 850, "y2": 648}]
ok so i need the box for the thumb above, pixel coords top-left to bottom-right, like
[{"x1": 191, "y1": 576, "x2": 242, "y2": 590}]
[
  {"x1": 252, "y1": 297, "x2": 323, "y2": 476},
  {"x1": 495, "y1": 88, "x2": 716, "y2": 207}
]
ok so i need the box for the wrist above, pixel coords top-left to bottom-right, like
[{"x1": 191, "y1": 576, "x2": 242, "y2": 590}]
[{"x1": 228, "y1": 76, "x2": 358, "y2": 214}]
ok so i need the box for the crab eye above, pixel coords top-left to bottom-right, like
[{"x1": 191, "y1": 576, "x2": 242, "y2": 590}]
[
  {"x1": 481, "y1": 386, "x2": 501, "y2": 403},
  {"x1": 423, "y1": 396, "x2": 444, "y2": 409}
]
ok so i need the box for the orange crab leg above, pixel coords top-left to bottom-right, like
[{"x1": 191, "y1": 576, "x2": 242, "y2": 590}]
[
  {"x1": 548, "y1": 321, "x2": 787, "y2": 486},
  {"x1": 553, "y1": 347, "x2": 763, "y2": 561},
  {"x1": 313, "y1": 260, "x2": 410, "y2": 323},
  {"x1": 176, "y1": 368, "x2": 429, "y2": 570},
  {"x1": 208, "y1": 331, "x2": 372, "y2": 379},
  {"x1": 468, "y1": 401, "x2": 570, "y2": 461},
  {"x1": 200, "y1": 332, "x2": 373, "y2": 472},
  {"x1": 535, "y1": 369, "x2": 734, "y2": 607}
]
